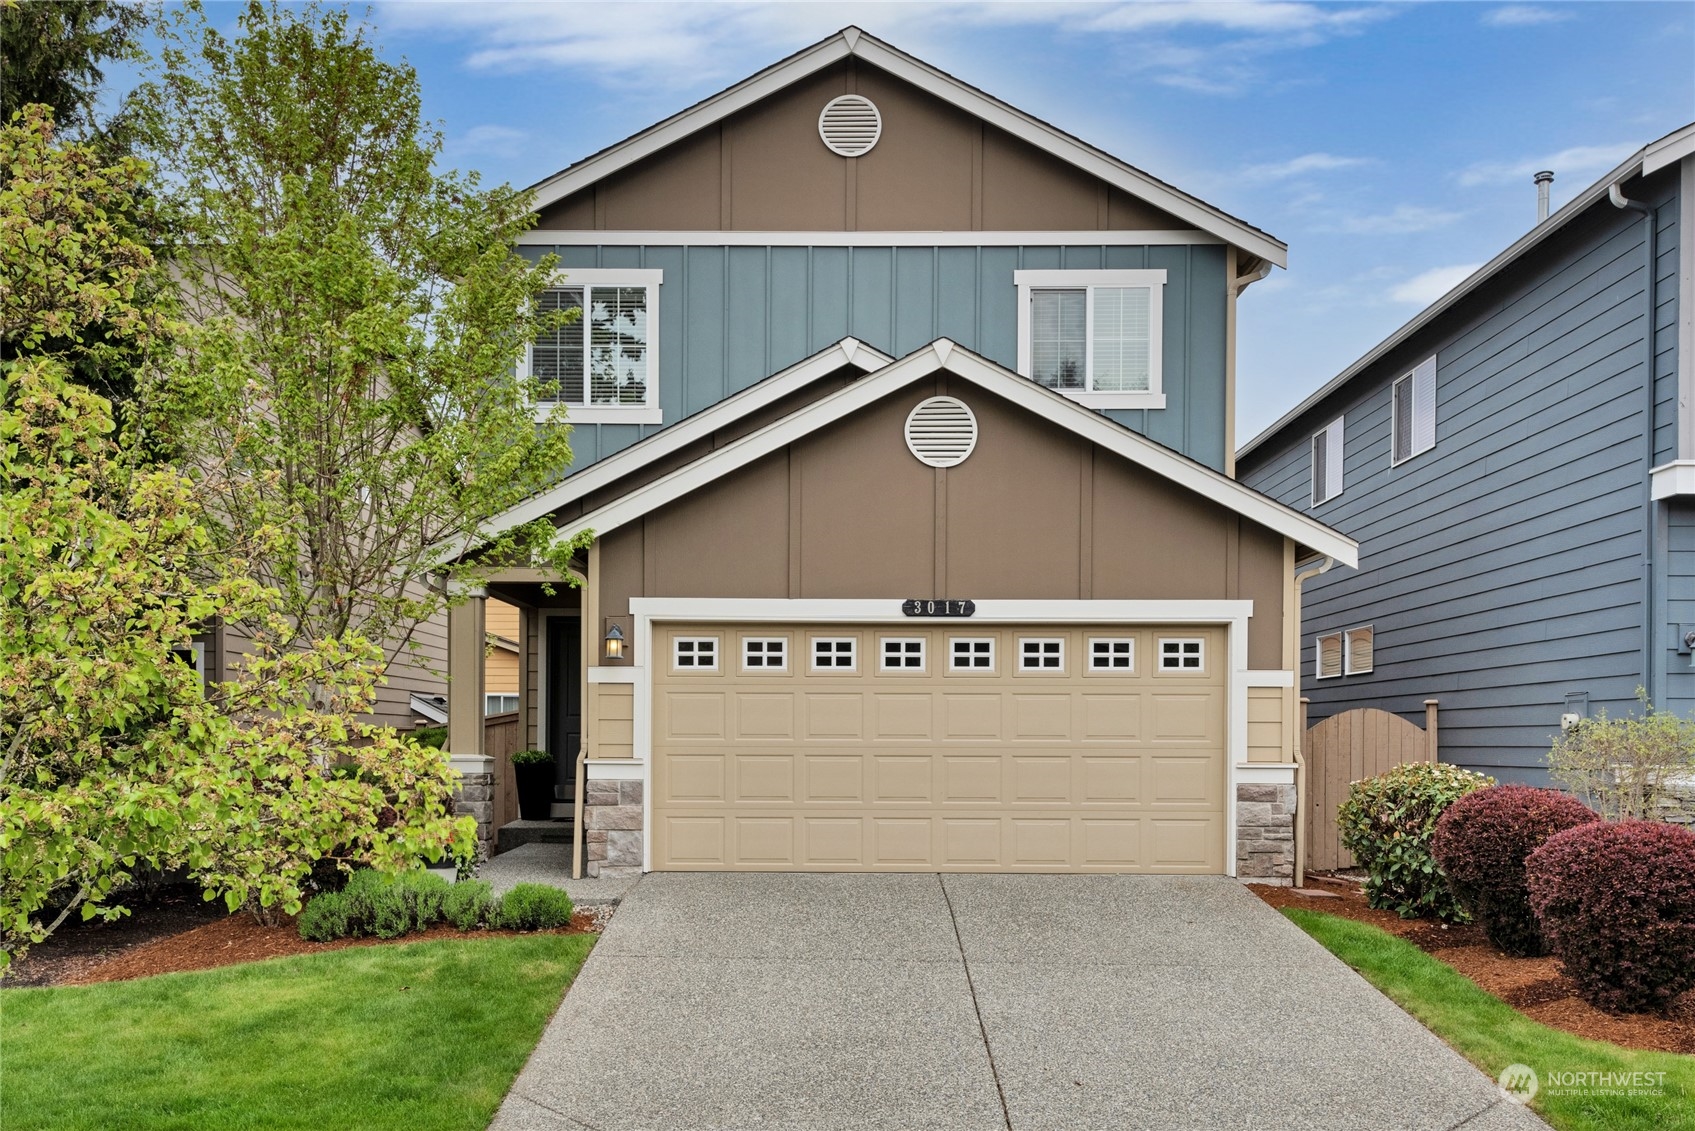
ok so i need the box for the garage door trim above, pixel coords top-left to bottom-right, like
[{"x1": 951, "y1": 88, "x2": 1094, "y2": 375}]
[{"x1": 626, "y1": 598, "x2": 1260, "y2": 876}]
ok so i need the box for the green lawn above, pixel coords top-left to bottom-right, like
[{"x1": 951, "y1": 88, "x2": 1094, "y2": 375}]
[
  {"x1": 1284, "y1": 909, "x2": 1695, "y2": 1131},
  {"x1": 0, "y1": 933, "x2": 595, "y2": 1131}
]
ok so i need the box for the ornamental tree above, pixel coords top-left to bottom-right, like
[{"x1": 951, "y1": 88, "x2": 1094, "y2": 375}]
[{"x1": 139, "y1": 1, "x2": 585, "y2": 674}]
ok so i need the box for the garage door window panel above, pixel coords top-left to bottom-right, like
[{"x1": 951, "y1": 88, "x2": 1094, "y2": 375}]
[
  {"x1": 742, "y1": 636, "x2": 788, "y2": 673},
  {"x1": 949, "y1": 636, "x2": 997, "y2": 674},
  {"x1": 879, "y1": 637, "x2": 927, "y2": 673},
  {"x1": 1088, "y1": 637, "x2": 1136, "y2": 673},
  {"x1": 1157, "y1": 638, "x2": 1205, "y2": 674},
  {"x1": 673, "y1": 636, "x2": 719, "y2": 672},
  {"x1": 1018, "y1": 637, "x2": 1066, "y2": 674},
  {"x1": 811, "y1": 636, "x2": 858, "y2": 673}
]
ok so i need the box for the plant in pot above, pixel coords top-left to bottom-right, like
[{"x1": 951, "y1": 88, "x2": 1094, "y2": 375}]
[{"x1": 511, "y1": 750, "x2": 557, "y2": 820}]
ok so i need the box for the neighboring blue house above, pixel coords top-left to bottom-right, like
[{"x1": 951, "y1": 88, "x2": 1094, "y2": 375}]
[{"x1": 1238, "y1": 123, "x2": 1695, "y2": 785}]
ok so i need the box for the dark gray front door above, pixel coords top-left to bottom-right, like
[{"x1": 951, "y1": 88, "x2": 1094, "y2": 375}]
[{"x1": 545, "y1": 615, "x2": 582, "y2": 802}]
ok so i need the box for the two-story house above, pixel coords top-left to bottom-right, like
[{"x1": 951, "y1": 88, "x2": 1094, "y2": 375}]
[
  {"x1": 1239, "y1": 122, "x2": 1694, "y2": 787},
  {"x1": 440, "y1": 28, "x2": 1356, "y2": 883}
]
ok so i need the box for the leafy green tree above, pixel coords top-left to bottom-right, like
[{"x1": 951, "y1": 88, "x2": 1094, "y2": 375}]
[
  {"x1": 0, "y1": 104, "x2": 474, "y2": 972},
  {"x1": 141, "y1": 1, "x2": 584, "y2": 677},
  {"x1": 0, "y1": 0, "x2": 145, "y2": 143}
]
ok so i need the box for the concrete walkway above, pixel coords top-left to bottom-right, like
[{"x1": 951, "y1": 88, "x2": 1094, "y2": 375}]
[
  {"x1": 491, "y1": 873, "x2": 1550, "y2": 1131},
  {"x1": 479, "y1": 842, "x2": 637, "y2": 905}
]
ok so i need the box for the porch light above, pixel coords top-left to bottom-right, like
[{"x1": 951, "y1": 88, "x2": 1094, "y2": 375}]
[{"x1": 604, "y1": 623, "x2": 625, "y2": 660}]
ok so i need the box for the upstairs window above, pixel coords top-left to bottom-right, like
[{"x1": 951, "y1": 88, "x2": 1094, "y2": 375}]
[
  {"x1": 1311, "y1": 417, "x2": 1344, "y2": 507},
  {"x1": 1391, "y1": 357, "x2": 1437, "y2": 465},
  {"x1": 1344, "y1": 626, "x2": 1374, "y2": 675},
  {"x1": 524, "y1": 269, "x2": 662, "y2": 424},
  {"x1": 1316, "y1": 633, "x2": 1343, "y2": 680},
  {"x1": 1014, "y1": 270, "x2": 1167, "y2": 410}
]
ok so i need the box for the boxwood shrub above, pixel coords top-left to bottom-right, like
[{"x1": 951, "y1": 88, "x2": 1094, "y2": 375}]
[
  {"x1": 494, "y1": 883, "x2": 574, "y2": 930},
  {"x1": 1526, "y1": 820, "x2": 1695, "y2": 1014},
  {"x1": 1338, "y1": 762, "x2": 1494, "y2": 920},
  {"x1": 442, "y1": 879, "x2": 495, "y2": 931},
  {"x1": 1430, "y1": 784, "x2": 1600, "y2": 956}
]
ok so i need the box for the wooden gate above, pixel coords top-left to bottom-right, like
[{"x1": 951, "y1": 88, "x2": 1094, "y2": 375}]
[
  {"x1": 483, "y1": 711, "x2": 523, "y2": 837},
  {"x1": 1304, "y1": 700, "x2": 1438, "y2": 872}
]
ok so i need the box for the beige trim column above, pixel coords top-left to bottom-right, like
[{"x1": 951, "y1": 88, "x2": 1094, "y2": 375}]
[{"x1": 446, "y1": 584, "x2": 488, "y2": 758}]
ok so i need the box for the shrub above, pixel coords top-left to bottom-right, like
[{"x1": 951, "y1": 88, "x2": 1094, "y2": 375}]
[
  {"x1": 1338, "y1": 762, "x2": 1494, "y2": 920},
  {"x1": 1525, "y1": 820, "x2": 1695, "y2": 1014},
  {"x1": 510, "y1": 749, "x2": 554, "y2": 766},
  {"x1": 443, "y1": 880, "x2": 495, "y2": 931},
  {"x1": 297, "y1": 892, "x2": 352, "y2": 942},
  {"x1": 298, "y1": 869, "x2": 452, "y2": 941},
  {"x1": 411, "y1": 726, "x2": 448, "y2": 750},
  {"x1": 494, "y1": 884, "x2": 573, "y2": 931},
  {"x1": 1430, "y1": 785, "x2": 1600, "y2": 955},
  {"x1": 1546, "y1": 697, "x2": 1695, "y2": 821}
]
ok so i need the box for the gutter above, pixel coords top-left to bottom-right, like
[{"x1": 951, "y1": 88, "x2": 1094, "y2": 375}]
[{"x1": 1610, "y1": 181, "x2": 1660, "y2": 703}]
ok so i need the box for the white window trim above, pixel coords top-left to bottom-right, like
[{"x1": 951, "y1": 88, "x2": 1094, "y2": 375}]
[
  {"x1": 741, "y1": 636, "x2": 788, "y2": 672},
  {"x1": 1343, "y1": 625, "x2": 1374, "y2": 676},
  {"x1": 810, "y1": 636, "x2": 858, "y2": 672},
  {"x1": 1017, "y1": 636, "x2": 1066, "y2": 672},
  {"x1": 949, "y1": 636, "x2": 997, "y2": 672},
  {"x1": 672, "y1": 636, "x2": 719, "y2": 672},
  {"x1": 1158, "y1": 637, "x2": 1206, "y2": 672},
  {"x1": 485, "y1": 692, "x2": 520, "y2": 714},
  {"x1": 1311, "y1": 416, "x2": 1344, "y2": 508},
  {"x1": 1390, "y1": 356, "x2": 1437, "y2": 467},
  {"x1": 1315, "y1": 631, "x2": 1343, "y2": 680},
  {"x1": 1088, "y1": 636, "x2": 1136, "y2": 672},
  {"x1": 1014, "y1": 269, "x2": 1168, "y2": 410},
  {"x1": 523, "y1": 268, "x2": 664, "y2": 424},
  {"x1": 879, "y1": 636, "x2": 927, "y2": 673}
]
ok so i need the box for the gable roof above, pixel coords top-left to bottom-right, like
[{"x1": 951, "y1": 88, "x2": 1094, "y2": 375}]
[
  {"x1": 525, "y1": 27, "x2": 1287, "y2": 268},
  {"x1": 513, "y1": 339, "x2": 1356, "y2": 568},
  {"x1": 1237, "y1": 120, "x2": 1695, "y2": 463}
]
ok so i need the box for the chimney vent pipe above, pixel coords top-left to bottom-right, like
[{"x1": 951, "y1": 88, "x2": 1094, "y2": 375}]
[{"x1": 1534, "y1": 170, "x2": 1555, "y2": 222}]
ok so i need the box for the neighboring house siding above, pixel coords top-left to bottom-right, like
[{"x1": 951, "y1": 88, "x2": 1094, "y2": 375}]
[
  {"x1": 1241, "y1": 167, "x2": 1681, "y2": 784},
  {"x1": 525, "y1": 242, "x2": 1231, "y2": 471}
]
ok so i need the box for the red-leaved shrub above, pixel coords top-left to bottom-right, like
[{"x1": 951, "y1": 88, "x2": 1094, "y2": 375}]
[
  {"x1": 1431, "y1": 785, "x2": 1600, "y2": 956},
  {"x1": 1525, "y1": 820, "x2": 1695, "y2": 1014}
]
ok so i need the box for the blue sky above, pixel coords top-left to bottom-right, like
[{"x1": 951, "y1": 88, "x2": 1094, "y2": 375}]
[{"x1": 179, "y1": 2, "x2": 1694, "y2": 439}]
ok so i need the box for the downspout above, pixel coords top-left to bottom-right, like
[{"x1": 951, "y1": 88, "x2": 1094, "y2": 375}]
[
  {"x1": 1289, "y1": 555, "x2": 1336, "y2": 889},
  {"x1": 1611, "y1": 181, "x2": 1659, "y2": 705},
  {"x1": 564, "y1": 560, "x2": 590, "y2": 881}
]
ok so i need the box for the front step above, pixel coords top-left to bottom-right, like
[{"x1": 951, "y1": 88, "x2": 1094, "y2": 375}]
[{"x1": 496, "y1": 819, "x2": 574, "y2": 855}]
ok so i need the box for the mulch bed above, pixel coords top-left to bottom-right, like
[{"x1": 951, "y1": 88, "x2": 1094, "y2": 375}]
[
  {"x1": 1251, "y1": 875, "x2": 1695, "y2": 1055},
  {"x1": 7, "y1": 891, "x2": 604, "y2": 989}
]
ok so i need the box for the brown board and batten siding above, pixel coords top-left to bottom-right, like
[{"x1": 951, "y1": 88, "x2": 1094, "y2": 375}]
[
  {"x1": 536, "y1": 59, "x2": 1194, "y2": 234},
  {"x1": 585, "y1": 373, "x2": 1289, "y2": 676}
]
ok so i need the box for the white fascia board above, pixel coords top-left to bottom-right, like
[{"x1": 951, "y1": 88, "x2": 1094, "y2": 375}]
[
  {"x1": 523, "y1": 29, "x2": 1284, "y2": 267},
  {"x1": 516, "y1": 230, "x2": 1223, "y2": 248},
  {"x1": 1235, "y1": 763, "x2": 1297, "y2": 784},
  {"x1": 439, "y1": 337, "x2": 892, "y2": 562},
  {"x1": 1651, "y1": 460, "x2": 1695, "y2": 500},
  {"x1": 1641, "y1": 122, "x2": 1695, "y2": 176},
  {"x1": 560, "y1": 339, "x2": 1358, "y2": 567},
  {"x1": 629, "y1": 597, "x2": 1255, "y2": 623}
]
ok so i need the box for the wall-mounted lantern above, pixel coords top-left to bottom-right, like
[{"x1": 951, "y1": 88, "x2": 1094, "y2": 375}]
[{"x1": 604, "y1": 623, "x2": 625, "y2": 660}]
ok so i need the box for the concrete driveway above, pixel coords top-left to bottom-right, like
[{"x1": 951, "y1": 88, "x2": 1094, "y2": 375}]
[{"x1": 491, "y1": 873, "x2": 1548, "y2": 1131}]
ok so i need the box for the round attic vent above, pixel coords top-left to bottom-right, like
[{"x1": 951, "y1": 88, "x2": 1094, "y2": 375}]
[
  {"x1": 818, "y1": 95, "x2": 882, "y2": 157},
  {"x1": 905, "y1": 397, "x2": 978, "y2": 468}
]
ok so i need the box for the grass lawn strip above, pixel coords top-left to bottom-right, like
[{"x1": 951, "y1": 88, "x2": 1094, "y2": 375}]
[
  {"x1": 1284, "y1": 909, "x2": 1694, "y2": 1131},
  {"x1": 1, "y1": 933, "x2": 595, "y2": 1131}
]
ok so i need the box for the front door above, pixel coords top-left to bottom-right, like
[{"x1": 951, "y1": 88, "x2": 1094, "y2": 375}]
[{"x1": 546, "y1": 615, "x2": 583, "y2": 805}]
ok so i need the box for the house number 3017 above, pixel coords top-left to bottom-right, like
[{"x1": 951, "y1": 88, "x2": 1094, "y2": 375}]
[{"x1": 901, "y1": 599, "x2": 976, "y2": 617}]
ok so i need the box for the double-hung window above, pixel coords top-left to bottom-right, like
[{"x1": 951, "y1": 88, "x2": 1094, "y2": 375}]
[
  {"x1": 1014, "y1": 270, "x2": 1167, "y2": 410},
  {"x1": 523, "y1": 269, "x2": 663, "y2": 424},
  {"x1": 1311, "y1": 416, "x2": 1344, "y2": 507},
  {"x1": 1391, "y1": 357, "x2": 1437, "y2": 465}
]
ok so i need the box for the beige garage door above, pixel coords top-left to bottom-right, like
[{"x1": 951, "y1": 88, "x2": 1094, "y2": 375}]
[{"x1": 650, "y1": 623, "x2": 1227, "y2": 872}]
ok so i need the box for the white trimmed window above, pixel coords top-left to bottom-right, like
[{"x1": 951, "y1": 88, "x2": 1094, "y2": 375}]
[
  {"x1": 169, "y1": 641, "x2": 207, "y2": 689},
  {"x1": 673, "y1": 637, "x2": 718, "y2": 671},
  {"x1": 1019, "y1": 637, "x2": 1065, "y2": 671},
  {"x1": 1344, "y1": 626, "x2": 1375, "y2": 675},
  {"x1": 1316, "y1": 632, "x2": 1343, "y2": 680},
  {"x1": 743, "y1": 637, "x2": 787, "y2": 671},
  {"x1": 1014, "y1": 270, "x2": 1167, "y2": 410},
  {"x1": 1158, "y1": 638, "x2": 1204, "y2": 672},
  {"x1": 1089, "y1": 637, "x2": 1135, "y2": 671},
  {"x1": 811, "y1": 637, "x2": 857, "y2": 671},
  {"x1": 880, "y1": 637, "x2": 926, "y2": 671},
  {"x1": 1311, "y1": 416, "x2": 1344, "y2": 507},
  {"x1": 484, "y1": 693, "x2": 519, "y2": 715},
  {"x1": 1392, "y1": 357, "x2": 1437, "y2": 465},
  {"x1": 524, "y1": 269, "x2": 663, "y2": 425},
  {"x1": 950, "y1": 637, "x2": 996, "y2": 671}
]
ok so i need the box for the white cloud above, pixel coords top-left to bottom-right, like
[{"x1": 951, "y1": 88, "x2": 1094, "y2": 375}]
[
  {"x1": 1457, "y1": 142, "x2": 1638, "y2": 187},
  {"x1": 1325, "y1": 205, "x2": 1466, "y2": 235},
  {"x1": 1241, "y1": 152, "x2": 1373, "y2": 181},
  {"x1": 1390, "y1": 264, "x2": 1483, "y2": 305},
  {"x1": 1482, "y1": 6, "x2": 1573, "y2": 27},
  {"x1": 451, "y1": 124, "x2": 528, "y2": 159}
]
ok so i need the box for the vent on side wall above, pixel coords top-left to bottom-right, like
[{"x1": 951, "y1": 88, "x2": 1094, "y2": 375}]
[
  {"x1": 905, "y1": 397, "x2": 978, "y2": 468},
  {"x1": 818, "y1": 95, "x2": 882, "y2": 157}
]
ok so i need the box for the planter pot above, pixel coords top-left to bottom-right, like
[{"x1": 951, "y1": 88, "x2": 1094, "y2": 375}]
[{"x1": 514, "y1": 761, "x2": 557, "y2": 821}]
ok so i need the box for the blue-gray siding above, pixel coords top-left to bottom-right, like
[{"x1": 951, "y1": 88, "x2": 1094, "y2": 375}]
[
  {"x1": 1241, "y1": 166, "x2": 1682, "y2": 784},
  {"x1": 522, "y1": 243, "x2": 1231, "y2": 471}
]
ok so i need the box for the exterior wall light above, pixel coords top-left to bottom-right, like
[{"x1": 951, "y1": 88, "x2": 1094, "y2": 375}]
[{"x1": 604, "y1": 623, "x2": 625, "y2": 660}]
